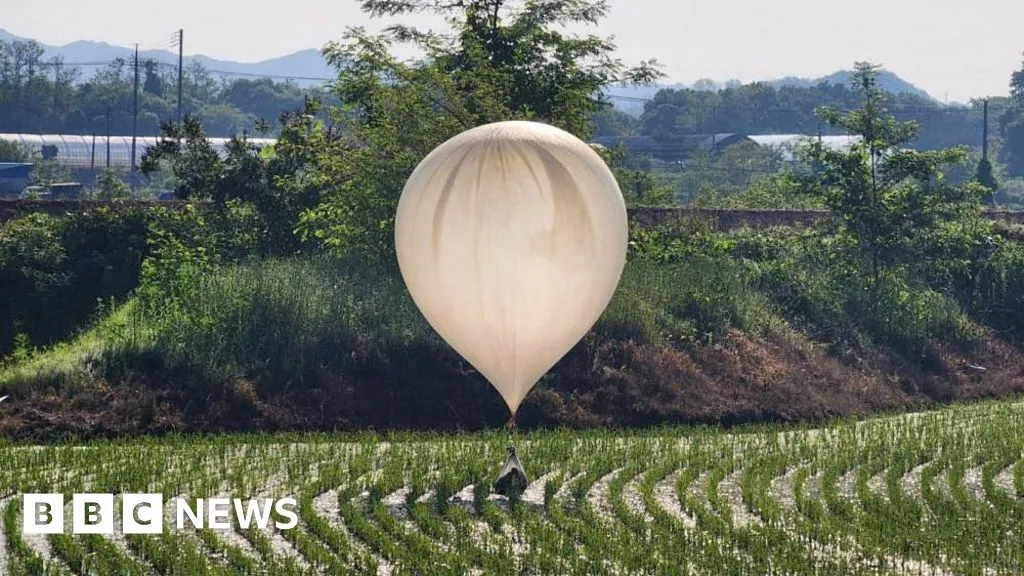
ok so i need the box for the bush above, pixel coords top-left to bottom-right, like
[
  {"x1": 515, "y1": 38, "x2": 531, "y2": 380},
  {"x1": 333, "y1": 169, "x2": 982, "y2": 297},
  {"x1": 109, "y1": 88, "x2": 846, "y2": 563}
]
[
  {"x1": 958, "y1": 240, "x2": 1024, "y2": 340},
  {"x1": 0, "y1": 201, "x2": 274, "y2": 359},
  {"x1": 127, "y1": 257, "x2": 432, "y2": 385},
  {"x1": 745, "y1": 229, "x2": 981, "y2": 360},
  {"x1": 0, "y1": 209, "x2": 147, "y2": 356}
]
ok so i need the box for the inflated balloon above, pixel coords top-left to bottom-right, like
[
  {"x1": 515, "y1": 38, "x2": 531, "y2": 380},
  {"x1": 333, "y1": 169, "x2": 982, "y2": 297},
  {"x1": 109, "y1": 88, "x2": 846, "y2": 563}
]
[{"x1": 395, "y1": 120, "x2": 628, "y2": 418}]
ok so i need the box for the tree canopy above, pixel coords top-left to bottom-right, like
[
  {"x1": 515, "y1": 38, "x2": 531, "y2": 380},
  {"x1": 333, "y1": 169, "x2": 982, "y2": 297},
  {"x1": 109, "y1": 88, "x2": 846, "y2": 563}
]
[
  {"x1": 0, "y1": 39, "x2": 322, "y2": 137},
  {"x1": 292, "y1": 0, "x2": 662, "y2": 257}
]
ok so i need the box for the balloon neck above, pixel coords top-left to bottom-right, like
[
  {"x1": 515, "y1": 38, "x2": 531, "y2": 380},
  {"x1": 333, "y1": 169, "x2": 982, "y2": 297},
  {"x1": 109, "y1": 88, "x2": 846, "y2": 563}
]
[{"x1": 504, "y1": 410, "x2": 518, "y2": 433}]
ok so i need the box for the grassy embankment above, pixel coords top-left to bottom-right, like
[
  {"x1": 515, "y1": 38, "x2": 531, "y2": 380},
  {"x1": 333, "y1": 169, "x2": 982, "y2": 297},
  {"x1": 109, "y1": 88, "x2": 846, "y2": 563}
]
[{"x1": 2, "y1": 218, "x2": 1022, "y2": 439}]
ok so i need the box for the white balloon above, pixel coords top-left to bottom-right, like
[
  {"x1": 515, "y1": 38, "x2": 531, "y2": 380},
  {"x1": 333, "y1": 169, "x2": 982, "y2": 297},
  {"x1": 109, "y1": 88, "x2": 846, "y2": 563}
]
[{"x1": 395, "y1": 120, "x2": 628, "y2": 415}]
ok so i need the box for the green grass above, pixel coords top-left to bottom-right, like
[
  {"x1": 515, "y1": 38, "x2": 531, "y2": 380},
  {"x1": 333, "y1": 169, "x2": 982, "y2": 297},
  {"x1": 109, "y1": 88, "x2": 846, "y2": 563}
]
[
  {"x1": 1, "y1": 398, "x2": 1022, "y2": 575},
  {"x1": 2, "y1": 228, "x2": 1020, "y2": 435},
  {"x1": 0, "y1": 300, "x2": 153, "y2": 395},
  {"x1": 1, "y1": 254, "x2": 776, "y2": 394}
]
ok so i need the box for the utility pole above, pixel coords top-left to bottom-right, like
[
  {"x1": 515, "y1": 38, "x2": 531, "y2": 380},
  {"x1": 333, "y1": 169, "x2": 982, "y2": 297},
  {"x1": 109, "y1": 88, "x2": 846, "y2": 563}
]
[
  {"x1": 982, "y1": 99, "x2": 989, "y2": 161},
  {"x1": 131, "y1": 44, "x2": 140, "y2": 172},
  {"x1": 105, "y1": 109, "x2": 111, "y2": 169},
  {"x1": 174, "y1": 29, "x2": 184, "y2": 123},
  {"x1": 52, "y1": 60, "x2": 60, "y2": 131}
]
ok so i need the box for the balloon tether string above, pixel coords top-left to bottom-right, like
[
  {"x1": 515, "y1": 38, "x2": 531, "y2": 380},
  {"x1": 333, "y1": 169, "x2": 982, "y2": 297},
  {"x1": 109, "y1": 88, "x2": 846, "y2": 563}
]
[{"x1": 506, "y1": 409, "x2": 518, "y2": 449}]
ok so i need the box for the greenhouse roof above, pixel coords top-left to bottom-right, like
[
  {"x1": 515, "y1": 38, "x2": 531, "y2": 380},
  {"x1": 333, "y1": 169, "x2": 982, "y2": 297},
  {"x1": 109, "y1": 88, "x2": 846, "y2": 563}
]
[
  {"x1": 747, "y1": 134, "x2": 861, "y2": 161},
  {"x1": 0, "y1": 134, "x2": 277, "y2": 169}
]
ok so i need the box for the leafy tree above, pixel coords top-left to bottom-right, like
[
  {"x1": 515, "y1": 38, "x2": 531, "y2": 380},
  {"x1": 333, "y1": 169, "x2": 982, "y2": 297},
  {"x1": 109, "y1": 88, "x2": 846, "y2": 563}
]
[
  {"x1": 675, "y1": 142, "x2": 785, "y2": 203},
  {"x1": 803, "y1": 62, "x2": 987, "y2": 284},
  {"x1": 142, "y1": 104, "x2": 324, "y2": 254},
  {"x1": 1012, "y1": 53, "x2": 1024, "y2": 102},
  {"x1": 1002, "y1": 119, "x2": 1024, "y2": 177},
  {"x1": 142, "y1": 59, "x2": 164, "y2": 96},
  {"x1": 1000, "y1": 56, "x2": 1024, "y2": 177},
  {"x1": 92, "y1": 167, "x2": 131, "y2": 199},
  {"x1": 28, "y1": 158, "x2": 71, "y2": 189},
  {"x1": 0, "y1": 140, "x2": 31, "y2": 163},
  {"x1": 636, "y1": 80, "x2": 985, "y2": 154},
  {"x1": 296, "y1": 0, "x2": 661, "y2": 258},
  {"x1": 594, "y1": 144, "x2": 675, "y2": 206},
  {"x1": 141, "y1": 115, "x2": 222, "y2": 201},
  {"x1": 591, "y1": 107, "x2": 637, "y2": 138},
  {"x1": 975, "y1": 156, "x2": 998, "y2": 203},
  {"x1": 694, "y1": 171, "x2": 823, "y2": 209}
]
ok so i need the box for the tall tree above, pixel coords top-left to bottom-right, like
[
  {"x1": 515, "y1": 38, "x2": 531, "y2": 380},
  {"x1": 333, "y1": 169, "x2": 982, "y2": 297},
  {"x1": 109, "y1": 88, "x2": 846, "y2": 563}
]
[
  {"x1": 804, "y1": 62, "x2": 986, "y2": 284},
  {"x1": 1000, "y1": 55, "x2": 1024, "y2": 177},
  {"x1": 295, "y1": 0, "x2": 662, "y2": 257},
  {"x1": 1011, "y1": 52, "x2": 1024, "y2": 102},
  {"x1": 975, "y1": 156, "x2": 998, "y2": 203}
]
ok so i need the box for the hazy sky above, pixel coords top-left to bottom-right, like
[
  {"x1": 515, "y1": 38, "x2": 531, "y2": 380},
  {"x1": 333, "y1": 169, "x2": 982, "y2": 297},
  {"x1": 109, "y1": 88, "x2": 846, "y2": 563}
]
[{"x1": 5, "y1": 0, "x2": 1022, "y2": 103}]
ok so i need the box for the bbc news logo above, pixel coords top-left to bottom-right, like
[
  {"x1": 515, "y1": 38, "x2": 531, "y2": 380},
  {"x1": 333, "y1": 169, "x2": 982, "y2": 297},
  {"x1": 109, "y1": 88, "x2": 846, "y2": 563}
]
[{"x1": 23, "y1": 494, "x2": 299, "y2": 534}]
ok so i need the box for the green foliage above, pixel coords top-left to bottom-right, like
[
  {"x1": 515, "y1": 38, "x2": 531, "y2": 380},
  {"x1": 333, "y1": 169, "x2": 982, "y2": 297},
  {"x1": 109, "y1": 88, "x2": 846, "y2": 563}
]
[
  {"x1": 136, "y1": 205, "x2": 217, "y2": 321},
  {"x1": 598, "y1": 257, "x2": 772, "y2": 348},
  {"x1": 694, "y1": 171, "x2": 824, "y2": 209},
  {"x1": 0, "y1": 209, "x2": 148, "y2": 355},
  {"x1": 596, "y1": 145, "x2": 677, "y2": 206},
  {"x1": 0, "y1": 38, "x2": 317, "y2": 137},
  {"x1": 142, "y1": 108, "x2": 321, "y2": 254},
  {"x1": 91, "y1": 167, "x2": 131, "y2": 199},
  {"x1": 748, "y1": 229, "x2": 981, "y2": 361},
  {"x1": 955, "y1": 238, "x2": 1024, "y2": 340},
  {"x1": 676, "y1": 142, "x2": 787, "y2": 204},
  {"x1": 638, "y1": 78, "x2": 990, "y2": 155},
  {"x1": 0, "y1": 140, "x2": 31, "y2": 163},
  {"x1": 0, "y1": 199, "x2": 275, "y2": 359},
  {"x1": 297, "y1": 0, "x2": 662, "y2": 258},
  {"x1": 1001, "y1": 119, "x2": 1024, "y2": 178},
  {"x1": 975, "y1": 157, "x2": 998, "y2": 199},
  {"x1": 28, "y1": 157, "x2": 71, "y2": 188},
  {"x1": 803, "y1": 62, "x2": 988, "y2": 284},
  {"x1": 141, "y1": 115, "x2": 224, "y2": 201}
]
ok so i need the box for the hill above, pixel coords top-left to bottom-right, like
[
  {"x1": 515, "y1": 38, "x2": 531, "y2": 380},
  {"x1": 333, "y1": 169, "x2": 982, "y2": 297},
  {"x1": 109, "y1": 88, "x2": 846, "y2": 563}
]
[
  {"x1": 1, "y1": 28, "x2": 938, "y2": 110},
  {"x1": 766, "y1": 69, "x2": 935, "y2": 101},
  {"x1": 604, "y1": 69, "x2": 937, "y2": 115},
  {"x1": 0, "y1": 28, "x2": 334, "y2": 86}
]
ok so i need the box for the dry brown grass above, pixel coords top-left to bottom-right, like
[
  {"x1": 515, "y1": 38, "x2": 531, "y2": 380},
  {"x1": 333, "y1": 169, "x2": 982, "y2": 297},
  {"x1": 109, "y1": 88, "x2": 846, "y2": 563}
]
[{"x1": 2, "y1": 329, "x2": 1023, "y2": 441}]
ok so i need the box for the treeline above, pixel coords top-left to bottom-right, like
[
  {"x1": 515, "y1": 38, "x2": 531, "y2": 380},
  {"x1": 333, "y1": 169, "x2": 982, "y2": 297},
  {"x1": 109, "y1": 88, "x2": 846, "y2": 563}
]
[
  {"x1": 0, "y1": 39, "x2": 324, "y2": 137},
  {"x1": 593, "y1": 82, "x2": 1002, "y2": 153}
]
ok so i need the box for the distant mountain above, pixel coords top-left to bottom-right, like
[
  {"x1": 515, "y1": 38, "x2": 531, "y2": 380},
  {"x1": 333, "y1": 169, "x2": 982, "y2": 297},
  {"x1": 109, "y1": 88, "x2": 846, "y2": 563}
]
[
  {"x1": 605, "y1": 69, "x2": 937, "y2": 115},
  {"x1": 1, "y1": 28, "x2": 936, "y2": 104},
  {"x1": 766, "y1": 70, "x2": 934, "y2": 101},
  {"x1": 0, "y1": 28, "x2": 335, "y2": 85}
]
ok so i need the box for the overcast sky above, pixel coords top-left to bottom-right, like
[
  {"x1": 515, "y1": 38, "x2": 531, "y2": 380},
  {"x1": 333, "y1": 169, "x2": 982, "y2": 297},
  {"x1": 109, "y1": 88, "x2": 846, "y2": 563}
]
[{"x1": 5, "y1": 0, "x2": 1022, "y2": 103}]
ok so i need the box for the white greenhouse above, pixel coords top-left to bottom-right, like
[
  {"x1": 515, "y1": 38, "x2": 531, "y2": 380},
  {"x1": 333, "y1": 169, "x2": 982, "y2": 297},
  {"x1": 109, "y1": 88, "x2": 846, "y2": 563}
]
[
  {"x1": 0, "y1": 133, "x2": 278, "y2": 170},
  {"x1": 747, "y1": 134, "x2": 861, "y2": 161}
]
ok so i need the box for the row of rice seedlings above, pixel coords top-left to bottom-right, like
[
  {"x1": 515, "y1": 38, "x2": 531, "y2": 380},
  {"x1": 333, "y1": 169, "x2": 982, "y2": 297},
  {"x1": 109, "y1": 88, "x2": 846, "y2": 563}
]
[
  {"x1": 801, "y1": 412, "x2": 1019, "y2": 574},
  {"x1": 2, "y1": 498, "x2": 68, "y2": 576},
  {"x1": 2, "y1": 398, "x2": 1022, "y2": 574}
]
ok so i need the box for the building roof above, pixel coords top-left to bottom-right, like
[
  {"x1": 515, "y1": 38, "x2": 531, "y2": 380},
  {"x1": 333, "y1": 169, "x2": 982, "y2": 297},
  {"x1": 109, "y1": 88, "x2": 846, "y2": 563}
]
[
  {"x1": 699, "y1": 133, "x2": 750, "y2": 150},
  {"x1": 747, "y1": 134, "x2": 861, "y2": 160},
  {"x1": 0, "y1": 134, "x2": 277, "y2": 169},
  {"x1": 0, "y1": 163, "x2": 33, "y2": 177}
]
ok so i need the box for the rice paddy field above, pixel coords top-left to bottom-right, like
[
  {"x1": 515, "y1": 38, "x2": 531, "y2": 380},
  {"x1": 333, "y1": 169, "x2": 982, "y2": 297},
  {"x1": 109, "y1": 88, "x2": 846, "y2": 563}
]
[{"x1": 1, "y1": 398, "x2": 1022, "y2": 576}]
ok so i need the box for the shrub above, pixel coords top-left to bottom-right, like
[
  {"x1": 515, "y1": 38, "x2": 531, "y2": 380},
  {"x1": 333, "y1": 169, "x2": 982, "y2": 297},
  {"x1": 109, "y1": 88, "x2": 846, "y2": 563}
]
[
  {"x1": 959, "y1": 240, "x2": 1024, "y2": 340},
  {"x1": 0, "y1": 210, "x2": 146, "y2": 356}
]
